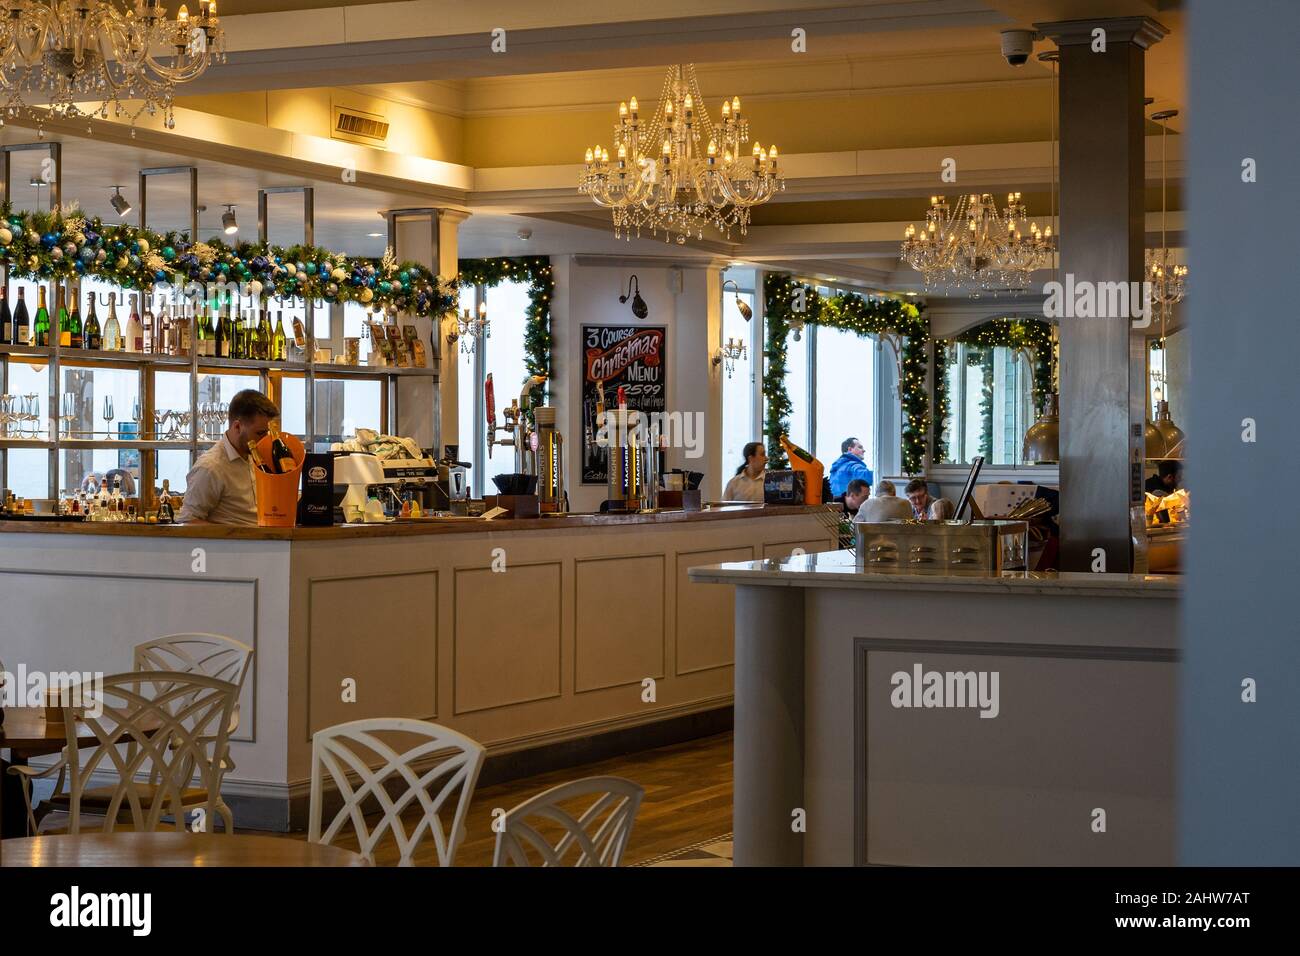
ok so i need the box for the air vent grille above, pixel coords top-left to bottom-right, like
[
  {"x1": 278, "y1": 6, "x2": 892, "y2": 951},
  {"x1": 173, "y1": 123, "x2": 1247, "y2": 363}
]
[{"x1": 332, "y1": 105, "x2": 390, "y2": 146}]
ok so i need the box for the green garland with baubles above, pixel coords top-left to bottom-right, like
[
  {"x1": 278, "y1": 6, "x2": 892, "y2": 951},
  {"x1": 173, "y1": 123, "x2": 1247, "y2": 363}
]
[
  {"x1": 763, "y1": 274, "x2": 930, "y2": 474},
  {"x1": 457, "y1": 256, "x2": 553, "y2": 415},
  {"x1": 0, "y1": 202, "x2": 459, "y2": 318},
  {"x1": 931, "y1": 339, "x2": 950, "y2": 463}
]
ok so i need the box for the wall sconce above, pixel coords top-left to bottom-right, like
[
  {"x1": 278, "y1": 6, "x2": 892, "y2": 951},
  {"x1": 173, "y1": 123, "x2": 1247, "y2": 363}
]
[
  {"x1": 448, "y1": 303, "x2": 490, "y2": 355},
  {"x1": 712, "y1": 337, "x2": 747, "y2": 378},
  {"x1": 723, "y1": 278, "x2": 752, "y2": 321},
  {"x1": 620, "y1": 274, "x2": 649, "y2": 319}
]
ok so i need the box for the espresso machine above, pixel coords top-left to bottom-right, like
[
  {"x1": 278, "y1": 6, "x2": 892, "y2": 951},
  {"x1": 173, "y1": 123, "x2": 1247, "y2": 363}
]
[{"x1": 533, "y1": 406, "x2": 567, "y2": 514}]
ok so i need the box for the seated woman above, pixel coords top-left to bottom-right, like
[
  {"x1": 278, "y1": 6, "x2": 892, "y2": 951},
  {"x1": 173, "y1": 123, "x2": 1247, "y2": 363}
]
[{"x1": 722, "y1": 441, "x2": 767, "y2": 503}]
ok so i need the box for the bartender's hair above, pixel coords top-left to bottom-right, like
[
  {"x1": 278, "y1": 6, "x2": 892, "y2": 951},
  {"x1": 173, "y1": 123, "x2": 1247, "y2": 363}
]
[
  {"x1": 904, "y1": 478, "x2": 929, "y2": 496},
  {"x1": 735, "y1": 441, "x2": 765, "y2": 475},
  {"x1": 228, "y1": 389, "x2": 280, "y2": 423}
]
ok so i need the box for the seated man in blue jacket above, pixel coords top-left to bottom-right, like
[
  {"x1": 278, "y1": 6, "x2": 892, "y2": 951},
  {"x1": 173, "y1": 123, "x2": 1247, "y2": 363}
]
[{"x1": 829, "y1": 437, "x2": 874, "y2": 499}]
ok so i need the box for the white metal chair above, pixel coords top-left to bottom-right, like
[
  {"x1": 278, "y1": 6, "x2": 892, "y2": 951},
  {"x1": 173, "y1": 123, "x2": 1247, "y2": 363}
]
[
  {"x1": 309, "y1": 718, "x2": 485, "y2": 867},
  {"x1": 492, "y1": 775, "x2": 644, "y2": 867},
  {"x1": 49, "y1": 671, "x2": 237, "y2": 834},
  {"x1": 10, "y1": 633, "x2": 253, "y2": 834}
]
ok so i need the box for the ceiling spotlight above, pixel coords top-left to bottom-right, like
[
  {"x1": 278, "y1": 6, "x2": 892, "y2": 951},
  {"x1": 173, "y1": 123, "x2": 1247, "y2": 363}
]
[
  {"x1": 221, "y1": 204, "x2": 238, "y2": 235},
  {"x1": 110, "y1": 186, "x2": 132, "y2": 217},
  {"x1": 516, "y1": 228, "x2": 533, "y2": 241},
  {"x1": 619, "y1": 274, "x2": 648, "y2": 320},
  {"x1": 722, "y1": 278, "x2": 752, "y2": 321}
]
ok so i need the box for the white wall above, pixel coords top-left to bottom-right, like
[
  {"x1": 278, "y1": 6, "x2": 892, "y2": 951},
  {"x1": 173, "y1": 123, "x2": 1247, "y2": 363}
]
[{"x1": 550, "y1": 256, "x2": 722, "y2": 512}]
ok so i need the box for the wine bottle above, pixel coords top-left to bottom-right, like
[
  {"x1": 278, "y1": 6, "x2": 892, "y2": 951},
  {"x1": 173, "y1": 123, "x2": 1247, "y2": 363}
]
[
  {"x1": 256, "y1": 308, "x2": 272, "y2": 361},
  {"x1": 103, "y1": 297, "x2": 121, "y2": 351},
  {"x1": 13, "y1": 287, "x2": 29, "y2": 345},
  {"x1": 268, "y1": 421, "x2": 295, "y2": 474},
  {"x1": 33, "y1": 286, "x2": 50, "y2": 347},
  {"x1": 139, "y1": 300, "x2": 152, "y2": 354},
  {"x1": 247, "y1": 441, "x2": 273, "y2": 474},
  {"x1": 68, "y1": 291, "x2": 83, "y2": 349},
  {"x1": 272, "y1": 311, "x2": 287, "y2": 362},
  {"x1": 195, "y1": 303, "x2": 209, "y2": 357},
  {"x1": 83, "y1": 293, "x2": 101, "y2": 350},
  {"x1": 214, "y1": 302, "x2": 227, "y2": 358},
  {"x1": 0, "y1": 286, "x2": 10, "y2": 343},
  {"x1": 159, "y1": 305, "x2": 173, "y2": 355},
  {"x1": 56, "y1": 287, "x2": 72, "y2": 348}
]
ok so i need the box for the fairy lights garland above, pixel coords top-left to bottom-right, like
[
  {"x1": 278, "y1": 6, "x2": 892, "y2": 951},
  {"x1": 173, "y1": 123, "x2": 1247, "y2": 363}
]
[
  {"x1": 0, "y1": 202, "x2": 458, "y2": 318},
  {"x1": 763, "y1": 274, "x2": 930, "y2": 473}
]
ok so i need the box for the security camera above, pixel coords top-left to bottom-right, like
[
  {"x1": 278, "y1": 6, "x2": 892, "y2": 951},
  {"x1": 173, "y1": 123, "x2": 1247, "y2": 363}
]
[{"x1": 1000, "y1": 29, "x2": 1034, "y2": 67}]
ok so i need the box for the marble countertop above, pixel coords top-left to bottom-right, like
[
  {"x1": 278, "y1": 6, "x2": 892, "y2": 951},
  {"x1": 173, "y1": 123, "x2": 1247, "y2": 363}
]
[{"x1": 687, "y1": 548, "x2": 1180, "y2": 598}]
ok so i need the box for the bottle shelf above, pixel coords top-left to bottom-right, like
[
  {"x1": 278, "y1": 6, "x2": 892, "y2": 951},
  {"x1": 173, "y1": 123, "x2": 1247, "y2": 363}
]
[
  {"x1": 0, "y1": 343, "x2": 436, "y2": 377},
  {"x1": 0, "y1": 438, "x2": 196, "y2": 451}
]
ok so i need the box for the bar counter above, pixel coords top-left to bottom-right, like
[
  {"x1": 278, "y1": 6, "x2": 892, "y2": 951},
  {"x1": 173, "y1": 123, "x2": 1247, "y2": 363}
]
[
  {"x1": 689, "y1": 550, "x2": 1181, "y2": 867},
  {"x1": 0, "y1": 505, "x2": 835, "y2": 829}
]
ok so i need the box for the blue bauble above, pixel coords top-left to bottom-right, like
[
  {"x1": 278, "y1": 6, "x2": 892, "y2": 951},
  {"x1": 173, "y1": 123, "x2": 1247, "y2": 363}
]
[
  {"x1": 41, "y1": 232, "x2": 58, "y2": 248},
  {"x1": 305, "y1": 262, "x2": 317, "y2": 276},
  {"x1": 155, "y1": 270, "x2": 167, "y2": 281}
]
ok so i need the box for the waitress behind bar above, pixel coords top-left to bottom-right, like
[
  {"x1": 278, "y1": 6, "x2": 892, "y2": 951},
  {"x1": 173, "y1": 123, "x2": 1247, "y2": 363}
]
[{"x1": 177, "y1": 389, "x2": 279, "y2": 526}]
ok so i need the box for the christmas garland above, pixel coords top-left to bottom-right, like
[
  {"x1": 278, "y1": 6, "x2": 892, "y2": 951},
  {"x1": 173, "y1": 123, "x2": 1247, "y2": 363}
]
[
  {"x1": 763, "y1": 274, "x2": 929, "y2": 473},
  {"x1": 932, "y1": 340, "x2": 950, "y2": 463},
  {"x1": 457, "y1": 256, "x2": 553, "y2": 415},
  {"x1": 0, "y1": 202, "x2": 459, "y2": 318}
]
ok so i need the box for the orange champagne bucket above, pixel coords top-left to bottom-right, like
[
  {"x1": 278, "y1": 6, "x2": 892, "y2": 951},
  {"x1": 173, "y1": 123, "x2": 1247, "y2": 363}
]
[{"x1": 252, "y1": 432, "x2": 306, "y2": 527}]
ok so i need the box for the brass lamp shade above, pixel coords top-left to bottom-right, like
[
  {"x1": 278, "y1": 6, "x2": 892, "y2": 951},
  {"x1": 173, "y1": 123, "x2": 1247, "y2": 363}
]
[
  {"x1": 1144, "y1": 420, "x2": 1169, "y2": 459},
  {"x1": 1023, "y1": 393, "x2": 1060, "y2": 464},
  {"x1": 1152, "y1": 399, "x2": 1185, "y2": 457}
]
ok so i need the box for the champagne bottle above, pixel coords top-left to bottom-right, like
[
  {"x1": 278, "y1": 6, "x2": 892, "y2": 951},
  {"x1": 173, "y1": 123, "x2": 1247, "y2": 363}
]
[
  {"x1": 68, "y1": 291, "x2": 83, "y2": 349},
  {"x1": 33, "y1": 286, "x2": 50, "y2": 347},
  {"x1": 57, "y1": 287, "x2": 73, "y2": 348},
  {"x1": 779, "y1": 434, "x2": 815, "y2": 465},
  {"x1": 13, "y1": 287, "x2": 29, "y2": 345},
  {"x1": 272, "y1": 311, "x2": 287, "y2": 362},
  {"x1": 83, "y1": 293, "x2": 101, "y2": 350},
  {"x1": 103, "y1": 297, "x2": 121, "y2": 351},
  {"x1": 0, "y1": 286, "x2": 11, "y2": 343},
  {"x1": 195, "y1": 302, "x2": 210, "y2": 357},
  {"x1": 159, "y1": 305, "x2": 173, "y2": 355},
  {"x1": 127, "y1": 300, "x2": 143, "y2": 353},
  {"x1": 247, "y1": 440, "x2": 273, "y2": 474},
  {"x1": 230, "y1": 304, "x2": 243, "y2": 359},
  {"x1": 268, "y1": 421, "x2": 295, "y2": 474}
]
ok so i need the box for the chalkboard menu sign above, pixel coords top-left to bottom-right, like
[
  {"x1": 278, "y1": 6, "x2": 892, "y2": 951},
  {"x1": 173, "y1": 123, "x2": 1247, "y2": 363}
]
[
  {"x1": 581, "y1": 324, "x2": 667, "y2": 484},
  {"x1": 297, "y1": 453, "x2": 335, "y2": 526}
]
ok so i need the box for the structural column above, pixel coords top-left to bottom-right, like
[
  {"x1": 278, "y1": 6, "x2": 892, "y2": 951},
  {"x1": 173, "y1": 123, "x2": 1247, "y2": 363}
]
[{"x1": 1035, "y1": 17, "x2": 1165, "y2": 573}]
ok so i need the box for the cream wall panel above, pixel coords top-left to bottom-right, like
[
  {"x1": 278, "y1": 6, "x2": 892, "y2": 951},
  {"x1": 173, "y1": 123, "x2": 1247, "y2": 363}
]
[
  {"x1": 675, "y1": 546, "x2": 752, "y2": 675},
  {"x1": 306, "y1": 569, "x2": 438, "y2": 734},
  {"x1": 453, "y1": 563, "x2": 562, "y2": 714},
  {"x1": 574, "y1": 555, "x2": 665, "y2": 693}
]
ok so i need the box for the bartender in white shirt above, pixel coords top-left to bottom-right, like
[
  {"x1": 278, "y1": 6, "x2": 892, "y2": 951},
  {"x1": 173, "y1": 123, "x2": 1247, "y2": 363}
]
[
  {"x1": 722, "y1": 441, "x2": 767, "y2": 503},
  {"x1": 177, "y1": 389, "x2": 278, "y2": 526}
]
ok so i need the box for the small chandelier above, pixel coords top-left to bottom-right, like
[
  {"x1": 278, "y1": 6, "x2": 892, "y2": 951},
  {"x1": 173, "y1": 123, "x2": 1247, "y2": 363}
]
[
  {"x1": 580, "y1": 63, "x2": 783, "y2": 245},
  {"x1": 712, "y1": 337, "x2": 746, "y2": 378},
  {"x1": 0, "y1": 1, "x2": 226, "y2": 135},
  {"x1": 901, "y1": 192, "x2": 1055, "y2": 292},
  {"x1": 448, "y1": 303, "x2": 489, "y2": 355},
  {"x1": 1146, "y1": 109, "x2": 1188, "y2": 311}
]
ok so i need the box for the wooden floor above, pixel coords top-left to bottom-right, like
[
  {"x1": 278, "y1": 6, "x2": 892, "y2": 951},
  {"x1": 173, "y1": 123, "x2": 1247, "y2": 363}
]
[{"x1": 264, "y1": 731, "x2": 734, "y2": 866}]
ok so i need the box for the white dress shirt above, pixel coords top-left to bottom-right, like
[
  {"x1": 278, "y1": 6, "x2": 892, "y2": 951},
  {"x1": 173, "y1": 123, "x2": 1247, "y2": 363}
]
[
  {"x1": 722, "y1": 471, "x2": 765, "y2": 503},
  {"x1": 177, "y1": 434, "x2": 259, "y2": 526}
]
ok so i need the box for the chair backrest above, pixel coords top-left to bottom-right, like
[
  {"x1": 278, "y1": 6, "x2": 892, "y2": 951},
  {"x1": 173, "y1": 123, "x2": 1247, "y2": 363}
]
[
  {"x1": 308, "y1": 718, "x2": 485, "y2": 867},
  {"x1": 492, "y1": 775, "x2": 644, "y2": 867},
  {"x1": 134, "y1": 633, "x2": 253, "y2": 693},
  {"x1": 63, "y1": 671, "x2": 238, "y2": 834}
]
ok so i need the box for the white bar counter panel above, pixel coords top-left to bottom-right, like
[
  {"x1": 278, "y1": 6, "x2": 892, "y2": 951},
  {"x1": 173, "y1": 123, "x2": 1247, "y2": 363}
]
[
  {"x1": 689, "y1": 550, "x2": 1181, "y2": 867},
  {"x1": 0, "y1": 506, "x2": 834, "y2": 829}
]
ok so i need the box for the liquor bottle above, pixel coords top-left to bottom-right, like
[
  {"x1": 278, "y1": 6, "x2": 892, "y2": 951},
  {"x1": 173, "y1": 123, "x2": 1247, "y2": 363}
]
[
  {"x1": 33, "y1": 286, "x2": 50, "y2": 347},
  {"x1": 255, "y1": 308, "x2": 271, "y2": 361},
  {"x1": 96, "y1": 477, "x2": 111, "y2": 517},
  {"x1": 213, "y1": 302, "x2": 227, "y2": 358},
  {"x1": 0, "y1": 286, "x2": 10, "y2": 343},
  {"x1": 268, "y1": 421, "x2": 295, "y2": 474},
  {"x1": 157, "y1": 479, "x2": 175, "y2": 524},
  {"x1": 83, "y1": 293, "x2": 101, "y2": 350},
  {"x1": 56, "y1": 287, "x2": 73, "y2": 347},
  {"x1": 68, "y1": 291, "x2": 83, "y2": 349},
  {"x1": 139, "y1": 300, "x2": 152, "y2": 354},
  {"x1": 126, "y1": 300, "x2": 143, "y2": 353},
  {"x1": 229, "y1": 304, "x2": 242, "y2": 359},
  {"x1": 110, "y1": 475, "x2": 124, "y2": 521},
  {"x1": 13, "y1": 287, "x2": 29, "y2": 345},
  {"x1": 195, "y1": 303, "x2": 209, "y2": 357},
  {"x1": 102, "y1": 296, "x2": 122, "y2": 351},
  {"x1": 159, "y1": 305, "x2": 173, "y2": 355},
  {"x1": 272, "y1": 311, "x2": 287, "y2": 362}
]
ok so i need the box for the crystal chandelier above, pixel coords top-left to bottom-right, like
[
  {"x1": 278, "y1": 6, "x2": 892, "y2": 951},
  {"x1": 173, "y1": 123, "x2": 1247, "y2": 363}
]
[
  {"x1": 579, "y1": 64, "x2": 783, "y2": 245},
  {"x1": 1146, "y1": 109, "x2": 1187, "y2": 311},
  {"x1": 901, "y1": 191, "x2": 1055, "y2": 292},
  {"x1": 0, "y1": 1, "x2": 226, "y2": 135},
  {"x1": 712, "y1": 337, "x2": 746, "y2": 378}
]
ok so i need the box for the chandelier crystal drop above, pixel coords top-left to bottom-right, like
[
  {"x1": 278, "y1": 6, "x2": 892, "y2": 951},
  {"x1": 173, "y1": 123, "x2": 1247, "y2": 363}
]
[
  {"x1": 0, "y1": 0, "x2": 226, "y2": 133},
  {"x1": 579, "y1": 64, "x2": 783, "y2": 245},
  {"x1": 901, "y1": 191, "x2": 1055, "y2": 293}
]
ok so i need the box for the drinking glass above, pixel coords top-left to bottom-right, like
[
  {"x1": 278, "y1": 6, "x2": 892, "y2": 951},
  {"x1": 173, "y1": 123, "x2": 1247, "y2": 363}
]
[
  {"x1": 60, "y1": 393, "x2": 76, "y2": 438},
  {"x1": 22, "y1": 394, "x2": 39, "y2": 439},
  {"x1": 102, "y1": 395, "x2": 115, "y2": 440},
  {"x1": 0, "y1": 394, "x2": 13, "y2": 438}
]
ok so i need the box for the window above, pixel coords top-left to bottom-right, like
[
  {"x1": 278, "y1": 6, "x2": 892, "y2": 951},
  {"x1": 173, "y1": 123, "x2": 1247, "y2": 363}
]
[
  {"x1": 941, "y1": 343, "x2": 1034, "y2": 465},
  {"x1": 814, "y1": 325, "x2": 877, "y2": 472},
  {"x1": 456, "y1": 279, "x2": 531, "y2": 497},
  {"x1": 785, "y1": 324, "x2": 809, "y2": 452},
  {"x1": 721, "y1": 268, "x2": 757, "y2": 474}
]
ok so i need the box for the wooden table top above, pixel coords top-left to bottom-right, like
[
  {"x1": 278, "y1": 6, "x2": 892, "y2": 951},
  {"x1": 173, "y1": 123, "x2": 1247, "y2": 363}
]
[
  {"x1": 0, "y1": 710, "x2": 94, "y2": 757},
  {"x1": 0, "y1": 832, "x2": 369, "y2": 867}
]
